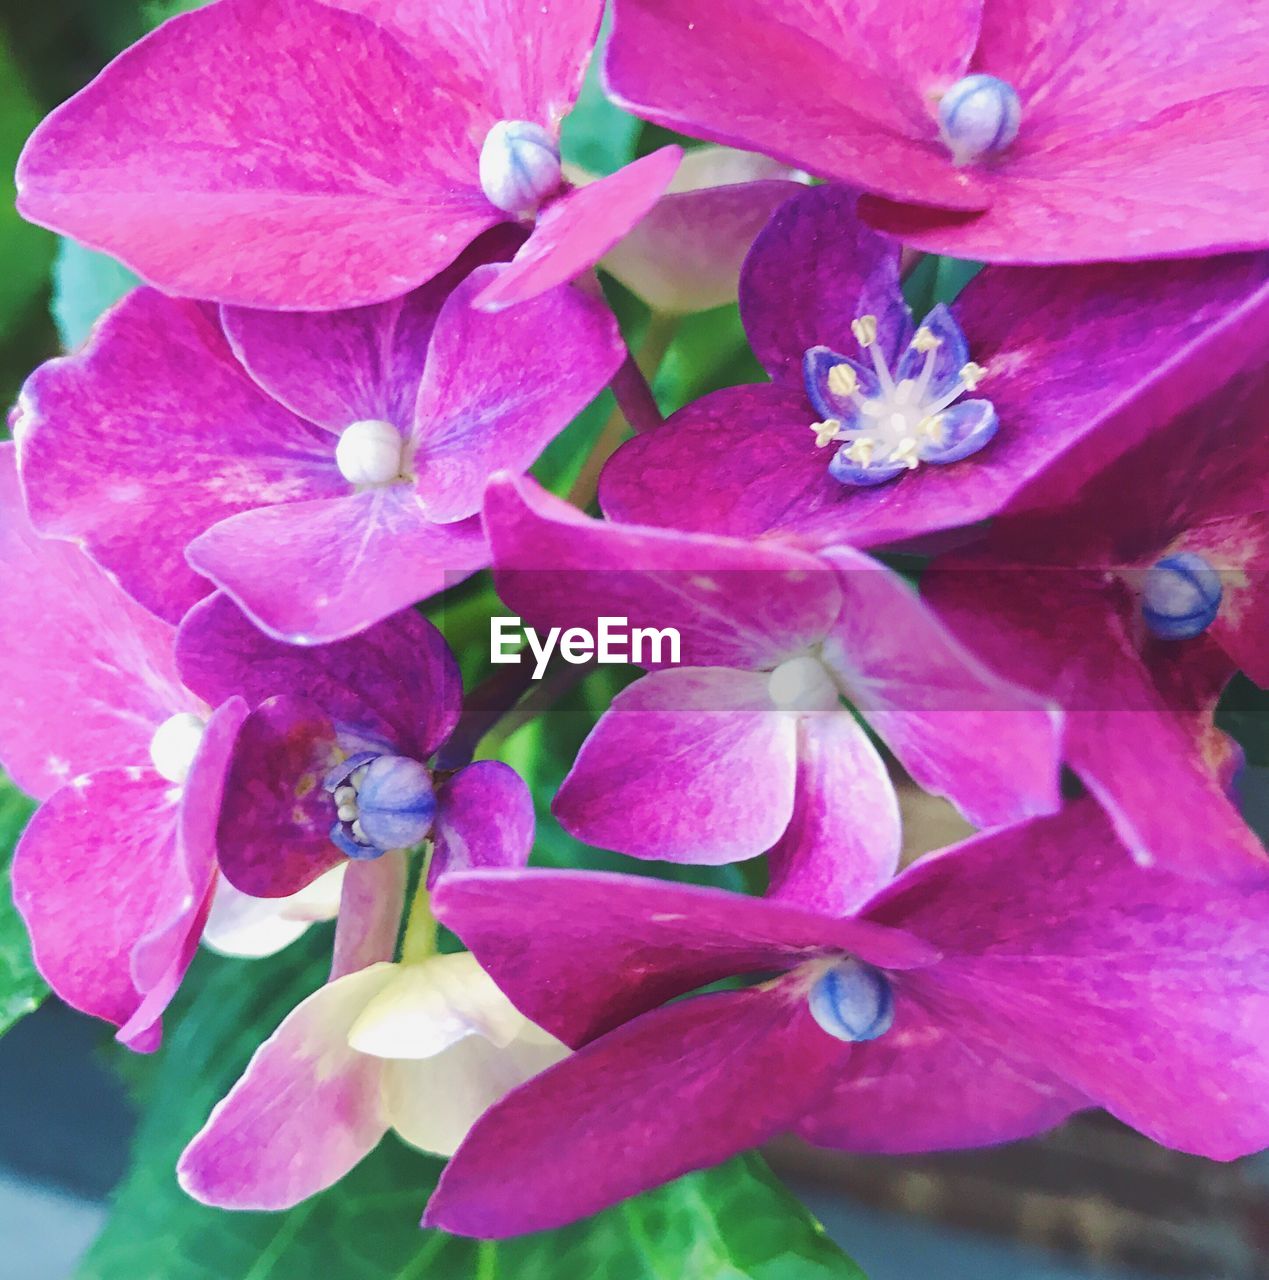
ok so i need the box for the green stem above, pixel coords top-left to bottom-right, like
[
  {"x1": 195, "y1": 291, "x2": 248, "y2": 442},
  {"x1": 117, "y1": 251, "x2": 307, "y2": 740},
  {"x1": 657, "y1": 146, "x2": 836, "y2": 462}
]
[{"x1": 400, "y1": 843, "x2": 438, "y2": 964}]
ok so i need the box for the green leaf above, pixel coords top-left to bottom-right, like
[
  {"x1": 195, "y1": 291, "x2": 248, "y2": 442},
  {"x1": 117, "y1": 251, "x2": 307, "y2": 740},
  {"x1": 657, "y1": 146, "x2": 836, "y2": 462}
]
[
  {"x1": 51, "y1": 239, "x2": 139, "y2": 350},
  {"x1": 559, "y1": 16, "x2": 640, "y2": 178},
  {"x1": 1218, "y1": 673, "x2": 1269, "y2": 769},
  {"x1": 0, "y1": 34, "x2": 55, "y2": 345},
  {"x1": 0, "y1": 773, "x2": 45, "y2": 1039},
  {"x1": 83, "y1": 938, "x2": 860, "y2": 1279}
]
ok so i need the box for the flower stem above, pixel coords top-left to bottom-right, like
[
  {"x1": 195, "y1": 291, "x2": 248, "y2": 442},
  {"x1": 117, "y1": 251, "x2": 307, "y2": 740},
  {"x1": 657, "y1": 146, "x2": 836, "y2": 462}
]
[{"x1": 400, "y1": 843, "x2": 438, "y2": 964}]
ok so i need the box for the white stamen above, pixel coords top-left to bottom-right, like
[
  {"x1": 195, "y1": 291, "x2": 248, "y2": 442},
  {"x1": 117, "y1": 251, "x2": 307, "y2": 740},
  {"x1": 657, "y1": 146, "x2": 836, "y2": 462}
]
[
  {"x1": 336, "y1": 419, "x2": 405, "y2": 487},
  {"x1": 350, "y1": 819, "x2": 368, "y2": 844},
  {"x1": 337, "y1": 803, "x2": 359, "y2": 823},
  {"x1": 149, "y1": 712, "x2": 206, "y2": 785},
  {"x1": 334, "y1": 785, "x2": 357, "y2": 807}
]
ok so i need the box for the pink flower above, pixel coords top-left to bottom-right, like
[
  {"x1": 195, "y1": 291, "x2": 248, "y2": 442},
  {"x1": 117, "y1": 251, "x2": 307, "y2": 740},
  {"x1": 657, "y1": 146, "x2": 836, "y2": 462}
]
[
  {"x1": 604, "y1": 0, "x2": 1269, "y2": 263},
  {"x1": 17, "y1": 0, "x2": 681, "y2": 311}
]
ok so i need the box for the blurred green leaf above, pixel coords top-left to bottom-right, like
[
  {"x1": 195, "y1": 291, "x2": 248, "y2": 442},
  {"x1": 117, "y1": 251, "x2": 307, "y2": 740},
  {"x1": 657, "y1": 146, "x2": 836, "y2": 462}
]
[
  {"x1": 82, "y1": 941, "x2": 861, "y2": 1280},
  {"x1": 0, "y1": 34, "x2": 55, "y2": 345},
  {"x1": 559, "y1": 17, "x2": 640, "y2": 178},
  {"x1": 0, "y1": 773, "x2": 44, "y2": 1039},
  {"x1": 52, "y1": 239, "x2": 138, "y2": 350},
  {"x1": 1218, "y1": 673, "x2": 1269, "y2": 769}
]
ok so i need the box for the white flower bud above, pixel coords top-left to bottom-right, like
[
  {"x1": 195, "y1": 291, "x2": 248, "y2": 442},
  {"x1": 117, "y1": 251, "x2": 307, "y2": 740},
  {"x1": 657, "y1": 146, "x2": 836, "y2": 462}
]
[
  {"x1": 478, "y1": 120, "x2": 562, "y2": 215},
  {"x1": 335, "y1": 419, "x2": 404, "y2": 487}
]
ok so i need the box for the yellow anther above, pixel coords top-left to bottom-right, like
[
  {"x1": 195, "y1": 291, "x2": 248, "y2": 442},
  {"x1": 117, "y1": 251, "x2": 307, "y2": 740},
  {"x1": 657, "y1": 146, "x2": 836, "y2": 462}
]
[
  {"x1": 844, "y1": 437, "x2": 876, "y2": 467},
  {"x1": 851, "y1": 315, "x2": 878, "y2": 348},
  {"x1": 890, "y1": 437, "x2": 920, "y2": 469},
  {"x1": 826, "y1": 364, "x2": 858, "y2": 397},
  {"x1": 810, "y1": 419, "x2": 842, "y2": 448},
  {"x1": 920, "y1": 414, "x2": 946, "y2": 443},
  {"x1": 959, "y1": 361, "x2": 988, "y2": 391},
  {"x1": 912, "y1": 327, "x2": 941, "y2": 353}
]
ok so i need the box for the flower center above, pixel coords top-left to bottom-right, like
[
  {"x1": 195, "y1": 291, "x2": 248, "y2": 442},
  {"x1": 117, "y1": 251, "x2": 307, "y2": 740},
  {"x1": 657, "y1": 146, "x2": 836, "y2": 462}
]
[
  {"x1": 767, "y1": 654, "x2": 841, "y2": 712},
  {"x1": 324, "y1": 752, "x2": 436, "y2": 858},
  {"x1": 478, "y1": 120, "x2": 563, "y2": 216},
  {"x1": 335, "y1": 419, "x2": 406, "y2": 487},
  {"x1": 1141, "y1": 552, "x2": 1222, "y2": 640},
  {"x1": 805, "y1": 308, "x2": 997, "y2": 488},
  {"x1": 807, "y1": 957, "x2": 894, "y2": 1043},
  {"x1": 937, "y1": 74, "x2": 1022, "y2": 166},
  {"x1": 148, "y1": 711, "x2": 206, "y2": 784}
]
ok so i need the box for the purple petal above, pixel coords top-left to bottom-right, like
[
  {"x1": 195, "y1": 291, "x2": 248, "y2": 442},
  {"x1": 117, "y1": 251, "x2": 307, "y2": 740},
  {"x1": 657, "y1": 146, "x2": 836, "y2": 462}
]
[
  {"x1": 177, "y1": 593, "x2": 462, "y2": 761},
  {"x1": 432, "y1": 868, "x2": 938, "y2": 1048},
  {"x1": 892, "y1": 303, "x2": 970, "y2": 398},
  {"x1": 411, "y1": 267, "x2": 624, "y2": 516},
  {"x1": 916, "y1": 398, "x2": 998, "y2": 465},
  {"x1": 487, "y1": 473, "x2": 840, "y2": 670},
  {"x1": 179, "y1": 964, "x2": 395, "y2": 1209},
  {"x1": 425, "y1": 987, "x2": 850, "y2": 1237},
  {"x1": 429, "y1": 761, "x2": 535, "y2": 882},
  {"x1": 16, "y1": 0, "x2": 500, "y2": 308},
  {"x1": 554, "y1": 668, "x2": 799, "y2": 864},
  {"x1": 767, "y1": 712, "x2": 901, "y2": 917},
  {"x1": 15, "y1": 289, "x2": 340, "y2": 622},
  {"x1": 865, "y1": 801, "x2": 1269, "y2": 1160},
  {"x1": 217, "y1": 696, "x2": 347, "y2": 898},
  {"x1": 821, "y1": 546, "x2": 1062, "y2": 829},
  {"x1": 740, "y1": 184, "x2": 909, "y2": 385},
  {"x1": 187, "y1": 492, "x2": 488, "y2": 645},
  {"x1": 331, "y1": 852, "x2": 409, "y2": 980},
  {"x1": 798, "y1": 995, "x2": 1088, "y2": 1153},
  {"x1": 473, "y1": 148, "x2": 682, "y2": 311},
  {"x1": 0, "y1": 445, "x2": 196, "y2": 798}
]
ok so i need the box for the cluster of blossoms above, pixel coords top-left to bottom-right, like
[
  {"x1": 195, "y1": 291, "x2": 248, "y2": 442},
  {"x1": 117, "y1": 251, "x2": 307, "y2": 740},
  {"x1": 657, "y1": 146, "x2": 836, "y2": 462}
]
[{"x1": 4, "y1": 0, "x2": 1269, "y2": 1246}]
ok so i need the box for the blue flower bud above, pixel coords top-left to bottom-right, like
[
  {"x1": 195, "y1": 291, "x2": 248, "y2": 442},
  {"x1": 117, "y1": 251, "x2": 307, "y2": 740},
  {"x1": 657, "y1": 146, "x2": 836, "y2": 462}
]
[
  {"x1": 938, "y1": 74, "x2": 1022, "y2": 165},
  {"x1": 1142, "y1": 552, "x2": 1222, "y2": 640},
  {"x1": 807, "y1": 959, "x2": 894, "y2": 1043},
  {"x1": 353, "y1": 755, "x2": 436, "y2": 852},
  {"x1": 479, "y1": 120, "x2": 562, "y2": 215}
]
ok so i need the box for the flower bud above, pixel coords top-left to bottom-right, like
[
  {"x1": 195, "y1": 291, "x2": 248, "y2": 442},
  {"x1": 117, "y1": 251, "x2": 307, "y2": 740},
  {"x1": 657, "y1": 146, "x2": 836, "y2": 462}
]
[
  {"x1": 808, "y1": 958, "x2": 894, "y2": 1043},
  {"x1": 938, "y1": 74, "x2": 1022, "y2": 165},
  {"x1": 1142, "y1": 552, "x2": 1222, "y2": 640},
  {"x1": 335, "y1": 419, "x2": 404, "y2": 487},
  {"x1": 354, "y1": 755, "x2": 436, "y2": 852},
  {"x1": 478, "y1": 120, "x2": 562, "y2": 215},
  {"x1": 149, "y1": 711, "x2": 206, "y2": 784}
]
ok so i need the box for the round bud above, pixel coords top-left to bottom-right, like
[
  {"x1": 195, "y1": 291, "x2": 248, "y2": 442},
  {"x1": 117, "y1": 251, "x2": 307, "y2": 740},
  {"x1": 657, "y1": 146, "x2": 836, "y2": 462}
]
[
  {"x1": 938, "y1": 74, "x2": 1022, "y2": 165},
  {"x1": 355, "y1": 755, "x2": 436, "y2": 852},
  {"x1": 766, "y1": 655, "x2": 841, "y2": 712},
  {"x1": 1142, "y1": 552, "x2": 1222, "y2": 640},
  {"x1": 808, "y1": 959, "x2": 895, "y2": 1043},
  {"x1": 478, "y1": 120, "x2": 562, "y2": 215},
  {"x1": 335, "y1": 419, "x2": 404, "y2": 487},
  {"x1": 149, "y1": 712, "x2": 207, "y2": 784}
]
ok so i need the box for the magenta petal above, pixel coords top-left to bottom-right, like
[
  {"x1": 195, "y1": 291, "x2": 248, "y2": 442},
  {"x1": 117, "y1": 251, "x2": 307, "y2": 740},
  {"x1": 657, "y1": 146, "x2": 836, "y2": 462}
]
[
  {"x1": 187, "y1": 493, "x2": 488, "y2": 644},
  {"x1": 177, "y1": 593, "x2": 462, "y2": 761},
  {"x1": 429, "y1": 761, "x2": 535, "y2": 882},
  {"x1": 487, "y1": 474, "x2": 840, "y2": 669},
  {"x1": 16, "y1": 0, "x2": 500, "y2": 308},
  {"x1": 217, "y1": 696, "x2": 345, "y2": 898},
  {"x1": 331, "y1": 852, "x2": 409, "y2": 980},
  {"x1": 866, "y1": 801, "x2": 1269, "y2": 1160},
  {"x1": 598, "y1": 383, "x2": 846, "y2": 543},
  {"x1": 740, "y1": 184, "x2": 908, "y2": 385},
  {"x1": 425, "y1": 987, "x2": 848, "y2": 1238},
  {"x1": 604, "y1": 0, "x2": 988, "y2": 213},
  {"x1": 797, "y1": 994, "x2": 1088, "y2": 1153},
  {"x1": 16, "y1": 289, "x2": 340, "y2": 622},
  {"x1": 129, "y1": 697, "x2": 248, "y2": 997},
  {"x1": 473, "y1": 148, "x2": 682, "y2": 311},
  {"x1": 432, "y1": 868, "x2": 938, "y2": 1047},
  {"x1": 325, "y1": 0, "x2": 601, "y2": 122},
  {"x1": 411, "y1": 268, "x2": 623, "y2": 518},
  {"x1": 822, "y1": 546, "x2": 1062, "y2": 828},
  {"x1": 767, "y1": 712, "x2": 900, "y2": 917},
  {"x1": 0, "y1": 445, "x2": 195, "y2": 798},
  {"x1": 11, "y1": 769, "x2": 180, "y2": 1033},
  {"x1": 179, "y1": 964, "x2": 395, "y2": 1209},
  {"x1": 554, "y1": 667, "x2": 798, "y2": 864}
]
